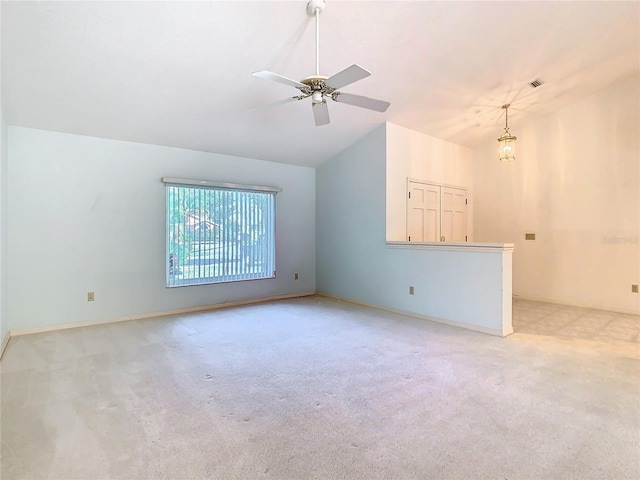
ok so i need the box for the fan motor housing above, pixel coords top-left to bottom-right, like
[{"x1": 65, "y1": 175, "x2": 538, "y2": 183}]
[
  {"x1": 300, "y1": 76, "x2": 336, "y2": 100},
  {"x1": 301, "y1": 75, "x2": 328, "y2": 89}
]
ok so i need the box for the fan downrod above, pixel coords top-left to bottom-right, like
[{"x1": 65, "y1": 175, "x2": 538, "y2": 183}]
[{"x1": 250, "y1": 0, "x2": 390, "y2": 126}]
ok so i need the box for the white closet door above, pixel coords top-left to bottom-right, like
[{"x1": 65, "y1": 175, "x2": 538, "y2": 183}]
[
  {"x1": 441, "y1": 186, "x2": 466, "y2": 242},
  {"x1": 407, "y1": 181, "x2": 440, "y2": 242}
]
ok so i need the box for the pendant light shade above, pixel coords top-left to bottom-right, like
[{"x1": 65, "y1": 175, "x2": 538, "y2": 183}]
[{"x1": 498, "y1": 104, "x2": 517, "y2": 162}]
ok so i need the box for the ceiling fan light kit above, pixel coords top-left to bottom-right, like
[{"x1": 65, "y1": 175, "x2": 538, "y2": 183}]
[
  {"x1": 498, "y1": 104, "x2": 517, "y2": 162},
  {"x1": 252, "y1": 0, "x2": 390, "y2": 126}
]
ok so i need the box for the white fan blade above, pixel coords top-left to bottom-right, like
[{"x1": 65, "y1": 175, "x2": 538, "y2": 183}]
[
  {"x1": 252, "y1": 70, "x2": 307, "y2": 89},
  {"x1": 325, "y1": 64, "x2": 371, "y2": 90},
  {"x1": 333, "y1": 92, "x2": 390, "y2": 112},
  {"x1": 251, "y1": 96, "x2": 305, "y2": 110},
  {"x1": 312, "y1": 101, "x2": 330, "y2": 126}
]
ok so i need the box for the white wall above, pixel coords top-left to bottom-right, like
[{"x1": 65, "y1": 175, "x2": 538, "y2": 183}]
[
  {"x1": 317, "y1": 124, "x2": 511, "y2": 336},
  {"x1": 386, "y1": 123, "x2": 474, "y2": 241},
  {"x1": 473, "y1": 74, "x2": 640, "y2": 314},
  {"x1": 7, "y1": 127, "x2": 316, "y2": 331}
]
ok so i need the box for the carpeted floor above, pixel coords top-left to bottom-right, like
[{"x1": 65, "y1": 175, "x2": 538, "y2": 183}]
[{"x1": 1, "y1": 296, "x2": 639, "y2": 479}]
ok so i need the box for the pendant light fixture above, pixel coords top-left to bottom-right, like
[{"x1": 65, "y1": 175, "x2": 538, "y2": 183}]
[{"x1": 497, "y1": 103, "x2": 517, "y2": 162}]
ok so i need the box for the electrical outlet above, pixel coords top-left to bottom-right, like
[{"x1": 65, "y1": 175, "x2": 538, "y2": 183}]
[
  {"x1": 632, "y1": 284, "x2": 639, "y2": 293},
  {"x1": 409, "y1": 286, "x2": 415, "y2": 295},
  {"x1": 525, "y1": 233, "x2": 536, "y2": 240},
  {"x1": 294, "y1": 273, "x2": 299, "y2": 280},
  {"x1": 87, "y1": 291, "x2": 95, "y2": 302}
]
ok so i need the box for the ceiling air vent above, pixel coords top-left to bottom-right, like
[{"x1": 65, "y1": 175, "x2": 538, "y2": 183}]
[{"x1": 530, "y1": 78, "x2": 544, "y2": 88}]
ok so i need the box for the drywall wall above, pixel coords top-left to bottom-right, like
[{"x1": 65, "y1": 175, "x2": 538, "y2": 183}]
[
  {"x1": 0, "y1": 0, "x2": 7, "y2": 348},
  {"x1": 386, "y1": 123, "x2": 474, "y2": 241},
  {"x1": 317, "y1": 124, "x2": 511, "y2": 335},
  {"x1": 473, "y1": 74, "x2": 640, "y2": 314},
  {"x1": 0, "y1": 93, "x2": 7, "y2": 347},
  {"x1": 7, "y1": 127, "x2": 316, "y2": 331}
]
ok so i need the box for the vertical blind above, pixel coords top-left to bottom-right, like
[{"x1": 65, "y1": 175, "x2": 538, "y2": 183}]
[{"x1": 163, "y1": 178, "x2": 279, "y2": 287}]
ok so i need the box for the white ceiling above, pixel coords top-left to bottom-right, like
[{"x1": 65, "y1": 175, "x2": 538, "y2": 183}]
[{"x1": 2, "y1": 0, "x2": 639, "y2": 167}]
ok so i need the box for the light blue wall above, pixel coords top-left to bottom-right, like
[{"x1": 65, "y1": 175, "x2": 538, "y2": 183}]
[
  {"x1": 317, "y1": 124, "x2": 510, "y2": 335},
  {"x1": 0, "y1": 2, "x2": 7, "y2": 344},
  {"x1": 0, "y1": 90, "x2": 7, "y2": 345},
  {"x1": 316, "y1": 125, "x2": 389, "y2": 303},
  {"x1": 6, "y1": 123, "x2": 510, "y2": 336},
  {"x1": 7, "y1": 127, "x2": 316, "y2": 331}
]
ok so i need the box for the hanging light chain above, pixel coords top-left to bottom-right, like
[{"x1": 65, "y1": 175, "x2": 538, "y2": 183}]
[{"x1": 502, "y1": 104, "x2": 511, "y2": 132}]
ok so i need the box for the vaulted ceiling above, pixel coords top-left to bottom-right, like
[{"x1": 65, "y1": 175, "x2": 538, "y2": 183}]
[{"x1": 2, "y1": 1, "x2": 639, "y2": 167}]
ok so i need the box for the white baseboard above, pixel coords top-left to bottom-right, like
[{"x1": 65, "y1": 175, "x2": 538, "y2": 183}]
[
  {"x1": 515, "y1": 295, "x2": 639, "y2": 316},
  {"x1": 5, "y1": 291, "x2": 316, "y2": 341},
  {"x1": 1, "y1": 289, "x2": 513, "y2": 361},
  {"x1": 316, "y1": 291, "x2": 509, "y2": 337},
  {"x1": 0, "y1": 332, "x2": 10, "y2": 360}
]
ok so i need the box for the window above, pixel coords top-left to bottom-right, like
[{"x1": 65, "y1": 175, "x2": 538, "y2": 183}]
[{"x1": 163, "y1": 178, "x2": 280, "y2": 287}]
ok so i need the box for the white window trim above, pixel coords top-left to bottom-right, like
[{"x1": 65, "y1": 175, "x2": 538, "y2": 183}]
[
  {"x1": 162, "y1": 177, "x2": 282, "y2": 194},
  {"x1": 163, "y1": 178, "x2": 280, "y2": 287}
]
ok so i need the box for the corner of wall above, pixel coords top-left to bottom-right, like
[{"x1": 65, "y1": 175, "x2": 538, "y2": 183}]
[
  {"x1": 0, "y1": 69, "x2": 8, "y2": 345},
  {"x1": 472, "y1": 75, "x2": 639, "y2": 314},
  {"x1": 0, "y1": 331, "x2": 10, "y2": 360}
]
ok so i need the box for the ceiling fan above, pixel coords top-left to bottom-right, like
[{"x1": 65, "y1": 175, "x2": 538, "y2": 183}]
[{"x1": 252, "y1": 0, "x2": 390, "y2": 126}]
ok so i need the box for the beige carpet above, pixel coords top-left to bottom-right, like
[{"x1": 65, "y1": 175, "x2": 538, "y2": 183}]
[{"x1": 2, "y1": 296, "x2": 639, "y2": 479}]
